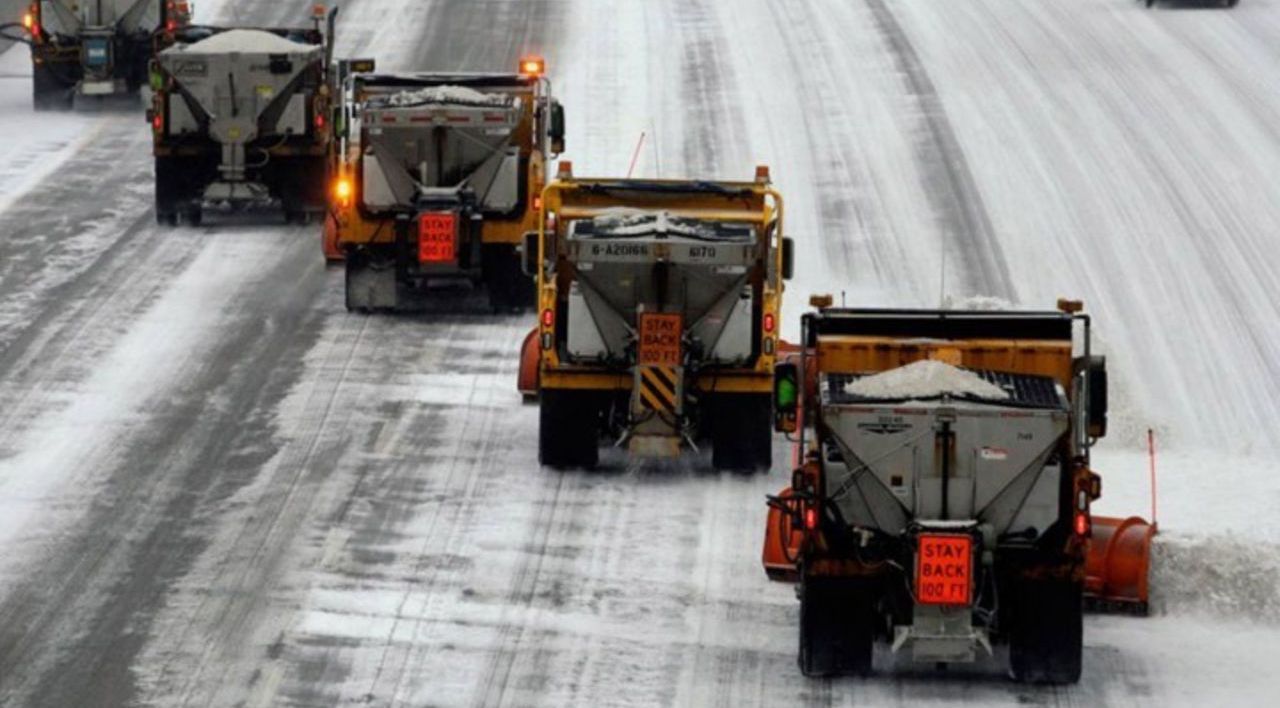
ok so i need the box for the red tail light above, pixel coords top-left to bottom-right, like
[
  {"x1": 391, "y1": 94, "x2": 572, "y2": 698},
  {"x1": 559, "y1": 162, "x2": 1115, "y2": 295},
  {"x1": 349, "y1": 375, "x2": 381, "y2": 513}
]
[
  {"x1": 314, "y1": 112, "x2": 326, "y2": 131},
  {"x1": 804, "y1": 507, "x2": 817, "y2": 531},
  {"x1": 1074, "y1": 512, "x2": 1090, "y2": 537},
  {"x1": 541, "y1": 309, "x2": 553, "y2": 328},
  {"x1": 152, "y1": 111, "x2": 163, "y2": 133},
  {"x1": 763, "y1": 312, "x2": 776, "y2": 334}
]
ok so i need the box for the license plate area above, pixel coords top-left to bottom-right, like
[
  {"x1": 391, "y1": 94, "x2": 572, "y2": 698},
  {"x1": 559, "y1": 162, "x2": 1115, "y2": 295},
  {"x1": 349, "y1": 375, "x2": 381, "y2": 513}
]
[
  {"x1": 915, "y1": 534, "x2": 973, "y2": 606},
  {"x1": 418, "y1": 212, "x2": 457, "y2": 264}
]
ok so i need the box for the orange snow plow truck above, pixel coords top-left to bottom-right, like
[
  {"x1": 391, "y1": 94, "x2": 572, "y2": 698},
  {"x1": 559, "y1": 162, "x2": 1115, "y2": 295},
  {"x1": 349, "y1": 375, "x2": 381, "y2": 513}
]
[
  {"x1": 324, "y1": 57, "x2": 565, "y2": 312},
  {"x1": 519, "y1": 165, "x2": 793, "y2": 470},
  {"x1": 762, "y1": 299, "x2": 1152, "y2": 682}
]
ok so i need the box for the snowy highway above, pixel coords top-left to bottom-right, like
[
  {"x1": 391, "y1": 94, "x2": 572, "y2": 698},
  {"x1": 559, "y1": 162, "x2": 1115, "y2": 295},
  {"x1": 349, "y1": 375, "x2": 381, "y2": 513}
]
[{"x1": 1, "y1": 0, "x2": 1279, "y2": 706}]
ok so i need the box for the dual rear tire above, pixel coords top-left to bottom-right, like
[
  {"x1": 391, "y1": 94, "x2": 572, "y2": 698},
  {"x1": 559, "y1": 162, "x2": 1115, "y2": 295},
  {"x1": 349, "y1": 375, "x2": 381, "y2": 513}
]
[
  {"x1": 708, "y1": 393, "x2": 772, "y2": 472},
  {"x1": 538, "y1": 389, "x2": 603, "y2": 469},
  {"x1": 1007, "y1": 578, "x2": 1083, "y2": 684},
  {"x1": 798, "y1": 575, "x2": 876, "y2": 677}
]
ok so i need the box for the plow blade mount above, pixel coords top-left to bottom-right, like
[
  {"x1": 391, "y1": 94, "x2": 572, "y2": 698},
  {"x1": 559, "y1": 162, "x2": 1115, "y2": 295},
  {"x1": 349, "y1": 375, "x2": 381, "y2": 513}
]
[
  {"x1": 762, "y1": 487, "x2": 802, "y2": 583},
  {"x1": 1085, "y1": 515, "x2": 1155, "y2": 614}
]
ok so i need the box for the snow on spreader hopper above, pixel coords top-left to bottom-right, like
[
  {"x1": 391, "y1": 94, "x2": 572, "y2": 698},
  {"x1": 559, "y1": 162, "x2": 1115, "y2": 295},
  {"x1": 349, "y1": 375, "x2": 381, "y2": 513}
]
[{"x1": 761, "y1": 299, "x2": 1153, "y2": 682}]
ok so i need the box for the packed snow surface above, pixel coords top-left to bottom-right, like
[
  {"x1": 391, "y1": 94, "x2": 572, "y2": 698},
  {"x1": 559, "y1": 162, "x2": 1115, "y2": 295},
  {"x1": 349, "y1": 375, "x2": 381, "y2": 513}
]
[
  {"x1": 381, "y1": 85, "x2": 516, "y2": 108},
  {"x1": 174, "y1": 29, "x2": 318, "y2": 55},
  {"x1": 846, "y1": 359, "x2": 1010, "y2": 400}
]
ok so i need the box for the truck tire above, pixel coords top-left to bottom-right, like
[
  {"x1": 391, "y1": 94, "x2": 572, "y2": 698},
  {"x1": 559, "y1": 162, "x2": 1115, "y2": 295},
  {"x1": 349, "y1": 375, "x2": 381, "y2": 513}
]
[
  {"x1": 539, "y1": 389, "x2": 600, "y2": 469},
  {"x1": 155, "y1": 157, "x2": 182, "y2": 227},
  {"x1": 483, "y1": 243, "x2": 535, "y2": 313},
  {"x1": 710, "y1": 393, "x2": 772, "y2": 472},
  {"x1": 33, "y1": 62, "x2": 73, "y2": 111},
  {"x1": 799, "y1": 575, "x2": 875, "y2": 677},
  {"x1": 1008, "y1": 579, "x2": 1083, "y2": 684}
]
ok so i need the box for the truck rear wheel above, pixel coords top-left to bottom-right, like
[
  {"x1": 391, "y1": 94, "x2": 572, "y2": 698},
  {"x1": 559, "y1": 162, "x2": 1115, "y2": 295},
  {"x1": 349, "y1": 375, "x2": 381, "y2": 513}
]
[
  {"x1": 33, "y1": 62, "x2": 73, "y2": 111},
  {"x1": 539, "y1": 389, "x2": 600, "y2": 469},
  {"x1": 1008, "y1": 578, "x2": 1083, "y2": 684},
  {"x1": 483, "y1": 243, "x2": 535, "y2": 313},
  {"x1": 798, "y1": 575, "x2": 875, "y2": 677},
  {"x1": 709, "y1": 393, "x2": 772, "y2": 471}
]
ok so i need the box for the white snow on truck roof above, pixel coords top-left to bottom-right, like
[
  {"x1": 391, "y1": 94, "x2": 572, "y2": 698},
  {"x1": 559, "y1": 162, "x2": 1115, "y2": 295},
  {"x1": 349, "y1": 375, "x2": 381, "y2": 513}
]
[
  {"x1": 382, "y1": 85, "x2": 516, "y2": 108},
  {"x1": 845, "y1": 359, "x2": 1010, "y2": 400},
  {"x1": 175, "y1": 29, "x2": 318, "y2": 55}
]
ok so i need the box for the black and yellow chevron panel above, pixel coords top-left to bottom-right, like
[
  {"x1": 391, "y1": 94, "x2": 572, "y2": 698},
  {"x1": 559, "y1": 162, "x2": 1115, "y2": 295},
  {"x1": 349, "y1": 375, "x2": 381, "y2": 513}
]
[{"x1": 638, "y1": 366, "x2": 679, "y2": 413}]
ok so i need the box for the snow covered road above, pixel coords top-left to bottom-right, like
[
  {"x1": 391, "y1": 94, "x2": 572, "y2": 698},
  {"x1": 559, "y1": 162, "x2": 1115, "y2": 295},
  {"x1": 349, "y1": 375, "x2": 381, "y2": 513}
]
[{"x1": 0, "y1": 0, "x2": 1278, "y2": 706}]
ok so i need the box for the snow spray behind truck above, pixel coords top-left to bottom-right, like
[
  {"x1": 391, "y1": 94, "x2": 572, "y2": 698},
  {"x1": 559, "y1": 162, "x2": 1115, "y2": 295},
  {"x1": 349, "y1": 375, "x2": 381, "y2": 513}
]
[{"x1": 761, "y1": 300, "x2": 1150, "y2": 683}]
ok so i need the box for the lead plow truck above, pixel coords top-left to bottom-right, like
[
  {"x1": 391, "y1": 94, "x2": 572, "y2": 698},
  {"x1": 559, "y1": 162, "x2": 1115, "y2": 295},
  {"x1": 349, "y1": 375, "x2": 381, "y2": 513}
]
[
  {"x1": 762, "y1": 301, "x2": 1154, "y2": 683},
  {"x1": 17, "y1": 1, "x2": 192, "y2": 110},
  {"x1": 325, "y1": 57, "x2": 566, "y2": 312},
  {"x1": 519, "y1": 164, "x2": 794, "y2": 470}
]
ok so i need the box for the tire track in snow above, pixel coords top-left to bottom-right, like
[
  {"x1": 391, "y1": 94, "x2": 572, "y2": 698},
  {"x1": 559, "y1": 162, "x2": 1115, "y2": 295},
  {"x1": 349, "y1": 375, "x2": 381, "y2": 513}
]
[{"x1": 862, "y1": 0, "x2": 1017, "y2": 301}]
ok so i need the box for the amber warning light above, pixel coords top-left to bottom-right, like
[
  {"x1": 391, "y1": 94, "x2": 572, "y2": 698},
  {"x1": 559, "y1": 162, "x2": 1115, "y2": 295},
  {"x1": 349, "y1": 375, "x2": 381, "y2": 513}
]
[
  {"x1": 334, "y1": 178, "x2": 352, "y2": 207},
  {"x1": 519, "y1": 56, "x2": 546, "y2": 77}
]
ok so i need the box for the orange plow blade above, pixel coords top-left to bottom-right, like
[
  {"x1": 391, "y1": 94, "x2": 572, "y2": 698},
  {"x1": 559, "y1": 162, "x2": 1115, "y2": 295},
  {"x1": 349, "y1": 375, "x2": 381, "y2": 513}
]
[
  {"x1": 1085, "y1": 515, "x2": 1156, "y2": 614},
  {"x1": 517, "y1": 327, "x2": 540, "y2": 398},
  {"x1": 762, "y1": 488, "x2": 802, "y2": 583}
]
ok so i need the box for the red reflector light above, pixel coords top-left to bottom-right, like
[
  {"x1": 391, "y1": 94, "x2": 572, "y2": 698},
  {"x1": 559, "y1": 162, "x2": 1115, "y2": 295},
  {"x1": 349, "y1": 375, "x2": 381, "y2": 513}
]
[
  {"x1": 152, "y1": 112, "x2": 163, "y2": 132},
  {"x1": 803, "y1": 507, "x2": 817, "y2": 531},
  {"x1": 1075, "y1": 513, "x2": 1090, "y2": 537},
  {"x1": 763, "y1": 312, "x2": 776, "y2": 333},
  {"x1": 315, "y1": 112, "x2": 326, "y2": 131},
  {"x1": 541, "y1": 309, "x2": 553, "y2": 328}
]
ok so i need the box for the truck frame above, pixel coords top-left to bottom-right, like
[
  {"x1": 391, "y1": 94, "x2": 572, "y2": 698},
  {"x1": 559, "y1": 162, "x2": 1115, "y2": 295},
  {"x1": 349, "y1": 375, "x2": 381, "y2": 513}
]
[
  {"x1": 521, "y1": 164, "x2": 794, "y2": 470},
  {"x1": 763, "y1": 300, "x2": 1109, "y2": 683}
]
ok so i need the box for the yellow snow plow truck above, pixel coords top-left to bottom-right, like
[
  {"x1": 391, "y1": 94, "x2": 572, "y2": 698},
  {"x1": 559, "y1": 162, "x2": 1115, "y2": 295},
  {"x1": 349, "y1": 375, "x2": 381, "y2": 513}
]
[
  {"x1": 325, "y1": 57, "x2": 565, "y2": 312},
  {"x1": 762, "y1": 299, "x2": 1133, "y2": 683},
  {"x1": 519, "y1": 164, "x2": 794, "y2": 470}
]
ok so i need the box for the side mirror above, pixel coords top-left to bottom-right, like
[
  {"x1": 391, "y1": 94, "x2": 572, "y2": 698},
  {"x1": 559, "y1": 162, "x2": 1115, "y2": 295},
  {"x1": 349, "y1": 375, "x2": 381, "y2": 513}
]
[
  {"x1": 1074, "y1": 356, "x2": 1107, "y2": 439},
  {"x1": 521, "y1": 231, "x2": 540, "y2": 278},
  {"x1": 781, "y1": 236, "x2": 795, "y2": 281},
  {"x1": 773, "y1": 362, "x2": 799, "y2": 434},
  {"x1": 549, "y1": 100, "x2": 566, "y2": 155}
]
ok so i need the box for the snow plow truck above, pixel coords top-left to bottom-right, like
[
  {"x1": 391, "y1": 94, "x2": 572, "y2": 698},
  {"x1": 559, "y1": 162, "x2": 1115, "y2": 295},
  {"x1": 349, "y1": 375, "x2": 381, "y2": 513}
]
[
  {"x1": 763, "y1": 300, "x2": 1151, "y2": 682},
  {"x1": 19, "y1": 0, "x2": 191, "y2": 109},
  {"x1": 148, "y1": 6, "x2": 336, "y2": 225},
  {"x1": 325, "y1": 57, "x2": 566, "y2": 312},
  {"x1": 518, "y1": 164, "x2": 794, "y2": 470}
]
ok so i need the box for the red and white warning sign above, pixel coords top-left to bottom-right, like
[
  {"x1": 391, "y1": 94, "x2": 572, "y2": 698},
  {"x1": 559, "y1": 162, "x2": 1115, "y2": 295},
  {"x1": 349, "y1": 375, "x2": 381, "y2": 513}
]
[{"x1": 915, "y1": 534, "x2": 973, "y2": 606}]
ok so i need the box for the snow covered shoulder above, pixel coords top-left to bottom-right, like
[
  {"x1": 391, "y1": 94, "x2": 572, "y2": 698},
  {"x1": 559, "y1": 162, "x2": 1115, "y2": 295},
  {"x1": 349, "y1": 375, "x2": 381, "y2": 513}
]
[{"x1": 845, "y1": 360, "x2": 1010, "y2": 401}]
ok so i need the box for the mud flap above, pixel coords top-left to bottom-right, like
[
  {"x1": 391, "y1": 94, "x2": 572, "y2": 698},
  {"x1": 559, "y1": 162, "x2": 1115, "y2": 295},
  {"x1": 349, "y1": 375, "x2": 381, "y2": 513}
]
[{"x1": 345, "y1": 253, "x2": 398, "y2": 311}]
